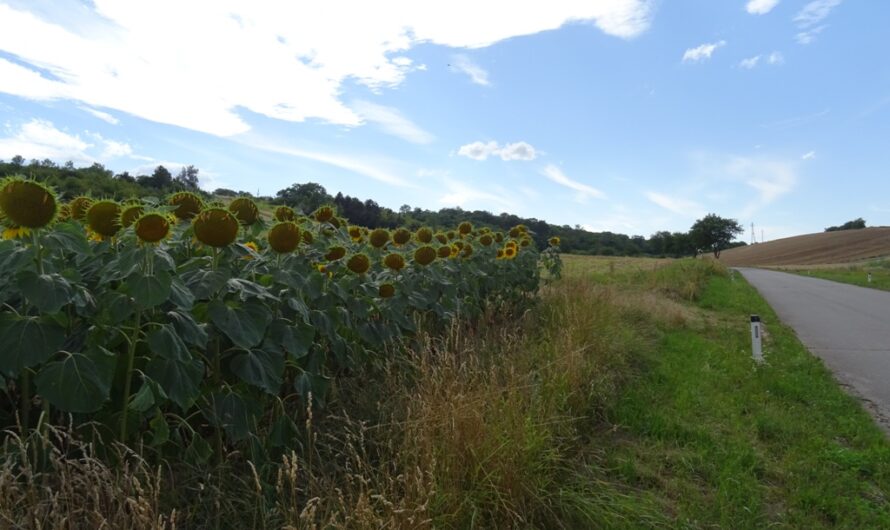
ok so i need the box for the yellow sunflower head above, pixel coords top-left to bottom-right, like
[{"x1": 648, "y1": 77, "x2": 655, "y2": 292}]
[
  {"x1": 69, "y1": 196, "x2": 93, "y2": 221},
  {"x1": 267, "y1": 221, "x2": 301, "y2": 253},
  {"x1": 378, "y1": 283, "x2": 395, "y2": 298},
  {"x1": 229, "y1": 197, "x2": 260, "y2": 226},
  {"x1": 312, "y1": 205, "x2": 335, "y2": 223},
  {"x1": 348, "y1": 225, "x2": 363, "y2": 241},
  {"x1": 505, "y1": 240, "x2": 518, "y2": 249},
  {"x1": 437, "y1": 245, "x2": 452, "y2": 259},
  {"x1": 494, "y1": 232, "x2": 504, "y2": 243},
  {"x1": 120, "y1": 204, "x2": 144, "y2": 228},
  {"x1": 134, "y1": 212, "x2": 171, "y2": 243},
  {"x1": 57, "y1": 203, "x2": 71, "y2": 222},
  {"x1": 244, "y1": 241, "x2": 259, "y2": 253},
  {"x1": 346, "y1": 253, "x2": 371, "y2": 274},
  {"x1": 414, "y1": 245, "x2": 437, "y2": 266},
  {"x1": 415, "y1": 227, "x2": 433, "y2": 243},
  {"x1": 461, "y1": 244, "x2": 474, "y2": 258},
  {"x1": 325, "y1": 246, "x2": 346, "y2": 261},
  {"x1": 446, "y1": 230, "x2": 456, "y2": 240},
  {"x1": 274, "y1": 205, "x2": 296, "y2": 222},
  {"x1": 169, "y1": 192, "x2": 204, "y2": 221},
  {"x1": 509, "y1": 227, "x2": 521, "y2": 238},
  {"x1": 520, "y1": 238, "x2": 531, "y2": 247},
  {"x1": 383, "y1": 253, "x2": 406, "y2": 271},
  {"x1": 479, "y1": 234, "x2": 493, "y2": 246},
  {"x1": 392, "y1": 228, "x2": 411, "y2": 246},
  {"x1": 369, "y1": 228, "x2": 390, "y2": 248},
  {"x1": 302, "y1": 230, "x2": 314, "y2": 244},
  {"x1": 86, "y1": 200, "x2": 122, "y2": 238},
  {"x1": 458, "y1": 221, "x2": 472, "y2": 235},
  {"x1": 192, "y1": 207, "x2": 239, "y2": 247},
  {"x1": 549, "y1": 236, "x2": 561, "y2": 246},
  {"x1": 0, "y1": 178, "x2": 58, "y2": 228},
  {"x1": 496, "y1": 248, "x2": 505, "y2": 259},
  {"x1": 434, "y1": 233, "x2": 448, "y2": 245},
  {"x1": 329, "y1": 216, "x2": 343, "y2": 229},
  {"x1": 504, "y1": 246, "x2": 517, "y2": 259},
  {"x1": 2, "y1": 224, "x2": 30, "y2": 240}
]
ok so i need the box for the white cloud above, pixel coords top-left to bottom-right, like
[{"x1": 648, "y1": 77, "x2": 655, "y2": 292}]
[
  {"x1": 79, "y1": 106, "x2": 119, "y2": 124},
  {"x1": 0, "y1": 119, "x2": 135, "y2": 164},
  {"x1": 767, "y1": 51, "x2": 784, "y2": 64},
  {"x1": 801, "y1": 150, "x2": 816, "y2": 160},
  {"x1": 0, "y1": 1, "x2": 656, "y2": 137},
  {"x1": 451, "y1": 54, "x2": 490, "y2": 86},
  {"x1": 351, "y1": 100, "x2": 434, "y2": 144},
  {"x1": 457, "y1": 140, "x2": 538, "y2": 161},
  {"x1": 725, "y1": 156, "x2": 798, "y2": 217},
  {"x1": 541, "y1": 164, "x2": 604, "y2": 201},
  {"x1": 682, "y1": 40, "x2": 726, "y2": 63},
  {"x1": 746, "y1": 0, "x2": 780, "y2": 15},
  {"x1": 739, "y1": 51, "x2": 784, "y2": 69},
  {"x1": 740, "y1": 56, "x2": 761, "y2": 69},
  {"x1": 794, "y1": 0, "x2": 843, "y2": 44},
  {"x1": 645, "y1": 191, "x2": 704, "y2": 216},
  {"x1": 438, "y1": 178, "x2": 513, "y2": 211}
]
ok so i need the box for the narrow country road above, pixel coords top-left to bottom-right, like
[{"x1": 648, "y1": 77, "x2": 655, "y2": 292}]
[{"x1": 738, "y1": 267, "x2": 890, "y2": 429}]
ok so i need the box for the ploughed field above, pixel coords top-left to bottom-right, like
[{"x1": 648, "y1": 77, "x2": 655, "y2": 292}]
[{"x1": 719, "y1": 226, "x2": 890, "y2": 267}]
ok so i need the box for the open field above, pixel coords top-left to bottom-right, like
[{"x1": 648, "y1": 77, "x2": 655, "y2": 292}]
[
  {"x1": 720, "y1": 227, "x2": 890, "y2": 267},
  {"x1": 777, "y1": 258, "x2": 890, "y2": 292}
]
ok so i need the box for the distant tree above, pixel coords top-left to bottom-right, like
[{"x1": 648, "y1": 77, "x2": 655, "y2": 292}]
[
  {"x1": 116, "y1": 171, "x2": 135, "y2": 183},
  {"x1": 10, "y1": 155, "x2": 24, "y2": 167},
  {"x1": 276, "y1": 182, "x2": 331, "y2": 213},
  {"x1": 689, "y1": 214, "x2": 744, "y2": 258},
  {"x1": 137, "y1": 165, "x2": 173, "y2": 190},
  {"x1": 825, "y1": 218, "x2": 866, "y2": 232},
  {"x1": 213, "y1": 188, "x2": 238, "y2": 197},
  {"x1": 175, "y1": 165, "x2": 200, "y2": 190}
]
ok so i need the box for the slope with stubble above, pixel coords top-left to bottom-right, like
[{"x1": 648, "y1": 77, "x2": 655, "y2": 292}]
[{"x1": 719, "y1": 227, "x2": 890, "y2": 267}]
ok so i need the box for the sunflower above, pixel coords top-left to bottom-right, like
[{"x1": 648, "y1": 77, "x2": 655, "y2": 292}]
[
  {"x1": 348, "y1": 225, "x2": 363, "y2": 242},
  {"x1": 268, "y1": 222, "x2": 301, "y2": 253},
  {"x1": 346, "y1": 253, "x2": 371, "y2": 274},
  {"x1": 509, "y1": 227, "x2": 521, "y2": 238},
  {"x1": 392, "y1": 228, "x2": 411, "y2": 246},
  {"x1": 325, "y1": 246, "x2": 346, "y2": 261},
  {"x1": 496, "y1": 249, "x2": 504, "y2": 259},
  {"x1": 505, "y1": 240, "x2": 518, "y2": 249},
  {"x1": 2, "y1": 224, "x2": 30, "y2": 240},
  {"x1": 452, "y1": 240, "x2": 465, "y2": 250},
  {"x1": 86, "y1": 200, "x2": 122, "y2": 238},
  {"x1": 0, "y1": 178, "x2": 57, "y2": 228},
  {"x1": 549, "y1": 236, "x2": 561, "y2": 246},
  {"x1": 229, "y1": 197, "x2": 260, "y2": 225},
  {"x1": 378, "y1": 283, "x2": 395, "y2": 298},
  {"x1": 383, "y1": 253, "x2": 406, "y2": 271},
  {"x1": 329, "y1": 216, "x2": 342, "y2": 229},
  {"x1": 274, "y1": 205, "x2": 296, "y2": 222},
  {"x1": 57, "y1": 204, "x2": 71, "y2": 222},
  {"x1": 446, "y1": 230, "x2": 456, "y2": 240},
  {"x1": 479, "y1": 234, "x2": 493, "y2": 246},
  {"x1": 69, "y1": 196, "x2": 93, "y2": 221},
  {"x1": 313, "y1": 205, "x2": 335, "y2": 223},
  {"x1": 458, "y1": 221, "x2": 472, "y2": 235},
  {"x1": 134, "y1": 213, "x2": 171, "y2": 243},
  {"x1": 415, "y1": 227, "x2": 433, "y2": 243},
  {"x1": 193, "y1": 208, "x2": 239, "y2": 247},
  {"x1": 494, "y1": 232, "x2": 504, "y2": 243},
  {"x1": 434, "y1": 233, "x2": 448, "y2": 245},
  {"x1": 504, "y1": 246, "x2": 517, "y2": 259},
  {"x1": 461, "y1": 244, "x2": 474, "y2": 258},
  {"x1": 369, "y1": 228, "x2": 390, "y2": 248},
  {"x1": 437, "y1": 245, "x2": 451, "y2": 259},
  {"x1": 169, "y1": 192, "x2": 204, "y2": 221},
  {"x1": 120, "y1": 204, "x2": 144, "y2": 228},
  {"x1": 302, "y1": 231, "x2": 314, "y2": 244},
  {"x1": 414, "y1": 245, "x2": 436, "y2": 266},
  {"x1": 520, "y1": 238, "x2": 531, "y2": 247}
]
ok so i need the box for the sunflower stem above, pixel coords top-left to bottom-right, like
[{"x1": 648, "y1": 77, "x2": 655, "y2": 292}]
[
  {"x1": 120, "y1": 310, "x2": 141, "y2": 441},
  {"x1": 31, "y1": 230, "x2": 44, "y2": 275}
]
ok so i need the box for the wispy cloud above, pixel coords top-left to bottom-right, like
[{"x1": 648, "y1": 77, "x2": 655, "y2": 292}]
[
  {"x1": 645, "y1": 192, "x2": 704, "y2": 216},
  {"x1": 739, "y1": 51, "x2": 784, "y2": 69},
  {"x1": 726, "y1": 156, "x2": 799, "y2": 217},
  {"x1": 450, "y1": 55, "x2": 490, "y2": 86},
  {"x1": 457, "y1": 140, "x2": 537, "y2": 161},
  {"x1": 0, "y1": 119, "x2": 135, "y2": 164},
  {"x1": 79, "y1": 106, "x2": 119, "y2": 125},
  {"x1": 801, "y1": 150, "x2": 816, "y2": 160},
  {"x1": 794, "y1": 0, "x2": 843, "y2": 44},
  {"x1": 351, "y1": 100, "x2": 434, "y2": 144},
  {"x1": 746, "y1": 0, "x2": 780, "y2": 15},
  {"x1": 682, "y1": 40, "x2": 726, "y2": 63},
  {"x1": 739, "y1": 56, "x2": 761, "y2": 69},
  {"x1": 541, "y1": 164, "x2": 604, "y2": 201},
  {"x1": 761, "y1": 108, "x2": 829, "y2": 129},
  {"x1": 438, "y1": 178, "x2": 513, "y2": 211}
]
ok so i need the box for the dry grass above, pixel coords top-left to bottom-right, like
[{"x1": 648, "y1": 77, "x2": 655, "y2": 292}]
[{"x1": 720, "y1": 226, "x2": 890, "y2": 266}]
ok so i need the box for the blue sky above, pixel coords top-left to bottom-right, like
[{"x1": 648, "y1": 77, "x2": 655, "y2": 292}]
[{"x1": 0, "y1": 0, "x2": 887, "y2": 240}]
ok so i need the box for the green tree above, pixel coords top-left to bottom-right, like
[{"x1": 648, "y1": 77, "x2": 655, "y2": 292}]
[
  {"x1": 825, "y1": 218, "x2": 866, "y2": 232},
  {"x1": 174, "y1": 165, "x2": 200, "y2": 190},
  {"x1": 689, "y1": 214, "x2": 744, "y2": 258},
  {"x1": 275, "y1": 182, "x2": 331, "y2": 213}
]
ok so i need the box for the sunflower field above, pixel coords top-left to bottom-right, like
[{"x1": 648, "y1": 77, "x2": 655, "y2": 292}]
[{"x1": 0, "y1": 176, "x2": 560, "y2": 459}]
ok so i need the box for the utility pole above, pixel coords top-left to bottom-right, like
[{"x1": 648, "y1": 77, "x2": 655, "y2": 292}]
[
  {"x1": 761, "y1": 229, "x2": 764, "y2": 243},
  {"x1": 751, "y1": 222, "x2": 756, "y2": 244}
]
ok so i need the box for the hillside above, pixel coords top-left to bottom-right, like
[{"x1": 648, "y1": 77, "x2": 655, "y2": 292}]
[{"x1": 719, "y1": 227, "x2": 890, "y2": 266}]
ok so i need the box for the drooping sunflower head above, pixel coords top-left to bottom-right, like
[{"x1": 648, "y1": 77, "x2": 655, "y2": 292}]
[
  {"x1": 494, "y1": 232, "x2": 504, "y2": 243},
  {"x1": 452, "y1": 240, "x2": 465, "y2": 250},
  {"x1": 86, "y1": 200, "x2": 122, "y2": 238},
  {"x1": 509, "y1": 227, "x2": 522, "y2": 238},
  {"x1": 2, "y1": 224, "x2": 30, "y2": 240},
  {"x1": 383, "y1": 253, "x2": 406, "y2": 271},
  {"x1": 69, "y1": 196, "x2": 93, "y2": 221},
  {"x1": 348, "y1": 225, "x2": 363, "y2": 241},
  {"x1": 446, "y1": 230, "x2": 456, "y2": 240},
  {"x1": 505, "y1": 240, "x2": 518, "y2": 249},
  {"x1": 437, "y1": 245, "x2": 452, "y2": 259},
  {"x1": 392, "y1": 228, "x2": 411, "y2": 246},
  {"x1": 458, "y1": 221, "x2": 473, "y2": 235},
  {"x1": 169, "y1": 192, "x2": 204, "y2": 221},
  {"x1": 134, "y1": 212, "x2": 171, "y2": 243},
  {"x1": 274, "y1": 205, "x2": 296, "y2": 222},
  {"x1": 379, "y1": 283, "x2": 395, "y2": 298},
  {"x1": 346, "y1": 253, "x2": 371, "y2": 274},
  {"x1": 549, "y1": 236, "x2": 561, "y2": 246},
  {"x1": 449, "y1": 244, "x2": 460, "y2": 258},
  {"x1": 0, "y1": 178, "x2": 58, "y2": 228},
  {"x1": 369, "y1": 228, "x2": 390, "y2": 248},
  {"x1": 325, "y1": 245, "x2": 346, "y2": 261},
  {"x1": 193, "y1": 207, "x2": 239, "y2": 247},
  {"x1": 414, "y1": 245, "x2": 437, "y2": 266},
  {"x1": 415, "y1": 227, "x2": 433, "y2": 243},
  {"x1": 479, "y1": 234, "x2": 493, "y2": 246},
  {"x1": 57, "y1": 203, "x2": 71, "y2": 222},
  {"x1": 312, "y1": 205, "x2": 335, "y2": 223},
  {"x1": 329, "y1": 216, "x2": 343, "y2": 229},
  {"x1": 267, "y1": 221, "x2": 301, "y2": 253},
  {"x1": 461, "y1": 244, "x2": 474, "y2": 258},
  {"x1": 302, "y1": 230, "x2": 314, "y2": 244},
  {"x1": 504, "y1": 246, "x2": 517, "y2": 259},
  {"x1": 496, "y1": 248, "x2": 505, "y2": 259},
  {"x1": 120, "y1": 203, "x2": 144, "y2": 228},
  {"x1": 229, "y1": 197, "x2": 260, "y2": 226},
  {"x1": 520, "y1": 238, "x2": 531, "y2": 247},
  {"x1": 434, "y1": 233, "x2": 448, "y2": 245}
]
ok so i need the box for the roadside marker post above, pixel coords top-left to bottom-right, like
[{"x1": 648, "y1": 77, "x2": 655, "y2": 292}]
[
  {"x1": 750, "y1": 315, "x2": 763, "y2": 363},
  {"x1": 868, "y1": 272, "x2": 873, "y2": 284}
]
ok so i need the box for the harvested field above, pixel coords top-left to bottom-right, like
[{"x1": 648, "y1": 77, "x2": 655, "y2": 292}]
[{"x1": 719, "y1": 227, "x2": 890, "y2": 267}]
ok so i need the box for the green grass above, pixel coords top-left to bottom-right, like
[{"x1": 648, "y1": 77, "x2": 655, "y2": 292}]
[
  {"x1": 784, "y1": 261, "x2": 890, "y2": 292},
  {"x1": 592, "y1": 266, "x2": 890, "y2": 528}
]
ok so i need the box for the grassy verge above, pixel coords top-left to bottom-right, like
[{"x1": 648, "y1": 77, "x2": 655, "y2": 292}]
[{"x1": 781, "y1": 260, "x2": 890, "y2": 292}]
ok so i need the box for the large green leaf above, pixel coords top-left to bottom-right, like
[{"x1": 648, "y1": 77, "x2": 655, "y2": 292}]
[
  {"x1": 145, "y1": 357, "x2": 203, "y2": 411},
  {"x1": 203, "y1": 390, "x2": 260, "y2": 442},
  {"x1": 184, "y1": 269, "x2": 228, "y2": 300},
  {"x1": 265, "y1": 319, "x2": 313, "y2": 360},
  {"x1": 230, "y1": 348, "x2": 283, "y2": 394},
  {"x1": 295, "y1": 371, "x2": 331, "y2": 408},
  {"x1": 169, "y1": 278, "x2": 195, "y2": 309},
  {"x1": 18, "y1": 271, "x2": 74, "y2": 313},
  {"x1": 0, "y1": 313, "x2": 65, "y2": 376},
  {"x1": 127, "y1": 270, "x2": 172, "y2": 309},
  {"x1": 147, "y1": 324, "x2": 190, "y2": 361},
  {"x1": 207, "y1": 299, "x2": 271, "y2": 349},
  {"x1": 34, "y1": 352, "x2": 110, "y2": 413},
  {"x1": 41, "y1": 222, "x2": 91, "y2": 256},
  {"x1": 226, "y1": 278, "x2": 277, "y2": 301},
  {"x1": 167, "y1": 310, "x2": 208, "y2": 348}
]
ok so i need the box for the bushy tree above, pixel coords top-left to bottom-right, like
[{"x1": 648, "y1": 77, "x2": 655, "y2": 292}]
[
  {"x1": 690, "y1": 214, "x2": 743, "y2": 258},
  {"x1": 825, "y1": 218, "x2": 866, "y2": 232}
]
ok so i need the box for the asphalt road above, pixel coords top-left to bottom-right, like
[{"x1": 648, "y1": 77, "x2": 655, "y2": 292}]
[{"x1": 738, "y1": 267, "x2": 890, "y2": 429}]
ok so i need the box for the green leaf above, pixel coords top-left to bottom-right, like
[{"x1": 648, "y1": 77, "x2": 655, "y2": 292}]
[
  {"x1": 0, "y1": 313, "x2": 65, "y2": 376},
  {"x1": 41, "y1": 222, "x2": 91, "y2": 255},
  {"x1": 204, "y1": 390, "x2": 260, "y2": 442},
  {"x1": 169, "y1": 278, "x2": 195, "y2": 309},
  {"x1": 0, "y1": 241, "x2": 35, "y2": 272},
  {"x1": 147, "y1": 324, "x2": 190, "y2": 361},
  {"x1": 149, "y1": 410, "x2": 170, "y2": 446},
  {"x1": 145, "y1": 357, "x2": 203, "y2": 411},
  {"x1": 98, "y1": 291, "x2": 134, "y2": 325},
  {"x1": 128, "y1": 383, "x2": 156, "y2": 413},
  {"x1": 226, "y1": 278, "x2": 276, "y2": 301},
  {"x1": 184, "y1": 434, "x2": 213, "y2": 465},
  {"x1": 266, "y1": 319, "x2": 313, "y2": 360},
  {"x1": 231, "y1": 348, "x2": 283, "y2": 394},
  {"x1": 127, "y1": 270, "x2": 172, "y2": 309},
  {"x1": 269, "y1": 415, "x2": 299, "y2": 448},
  {"x1": 18, "y1": 271, "x2": 74, "y2": 313},
  {"x1": 295, "y1": 372, "x2": 331, "y2": 408},
  {"x1": 208, "y1": 299, "x2": 271, "y2": 349},
  {"x1": 167, "y1": 310, "x2": 208, "y2": 348},
  {"x1": 34, "y1": 352, "x2": 110, "y2": 413},
  {"x1": 184, "y1": 269, "x2": 228, "y2": 300}
]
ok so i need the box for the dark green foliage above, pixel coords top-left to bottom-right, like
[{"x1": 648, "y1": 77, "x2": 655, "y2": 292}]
[
  {"x1": 689, "y1": 213, "x2": 744, "y2": 258},
  {"x1": 825, "y1": 218, "x2": 866, "y2": 232}
]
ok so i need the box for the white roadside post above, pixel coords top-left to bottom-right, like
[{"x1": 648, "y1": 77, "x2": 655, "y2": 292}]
[
  {"x1": 868, "y1": 272, "x2": 873, "y2": 284},
  {"x1": 750, "y1": 315, "x2": 763, "y2": 363}
]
